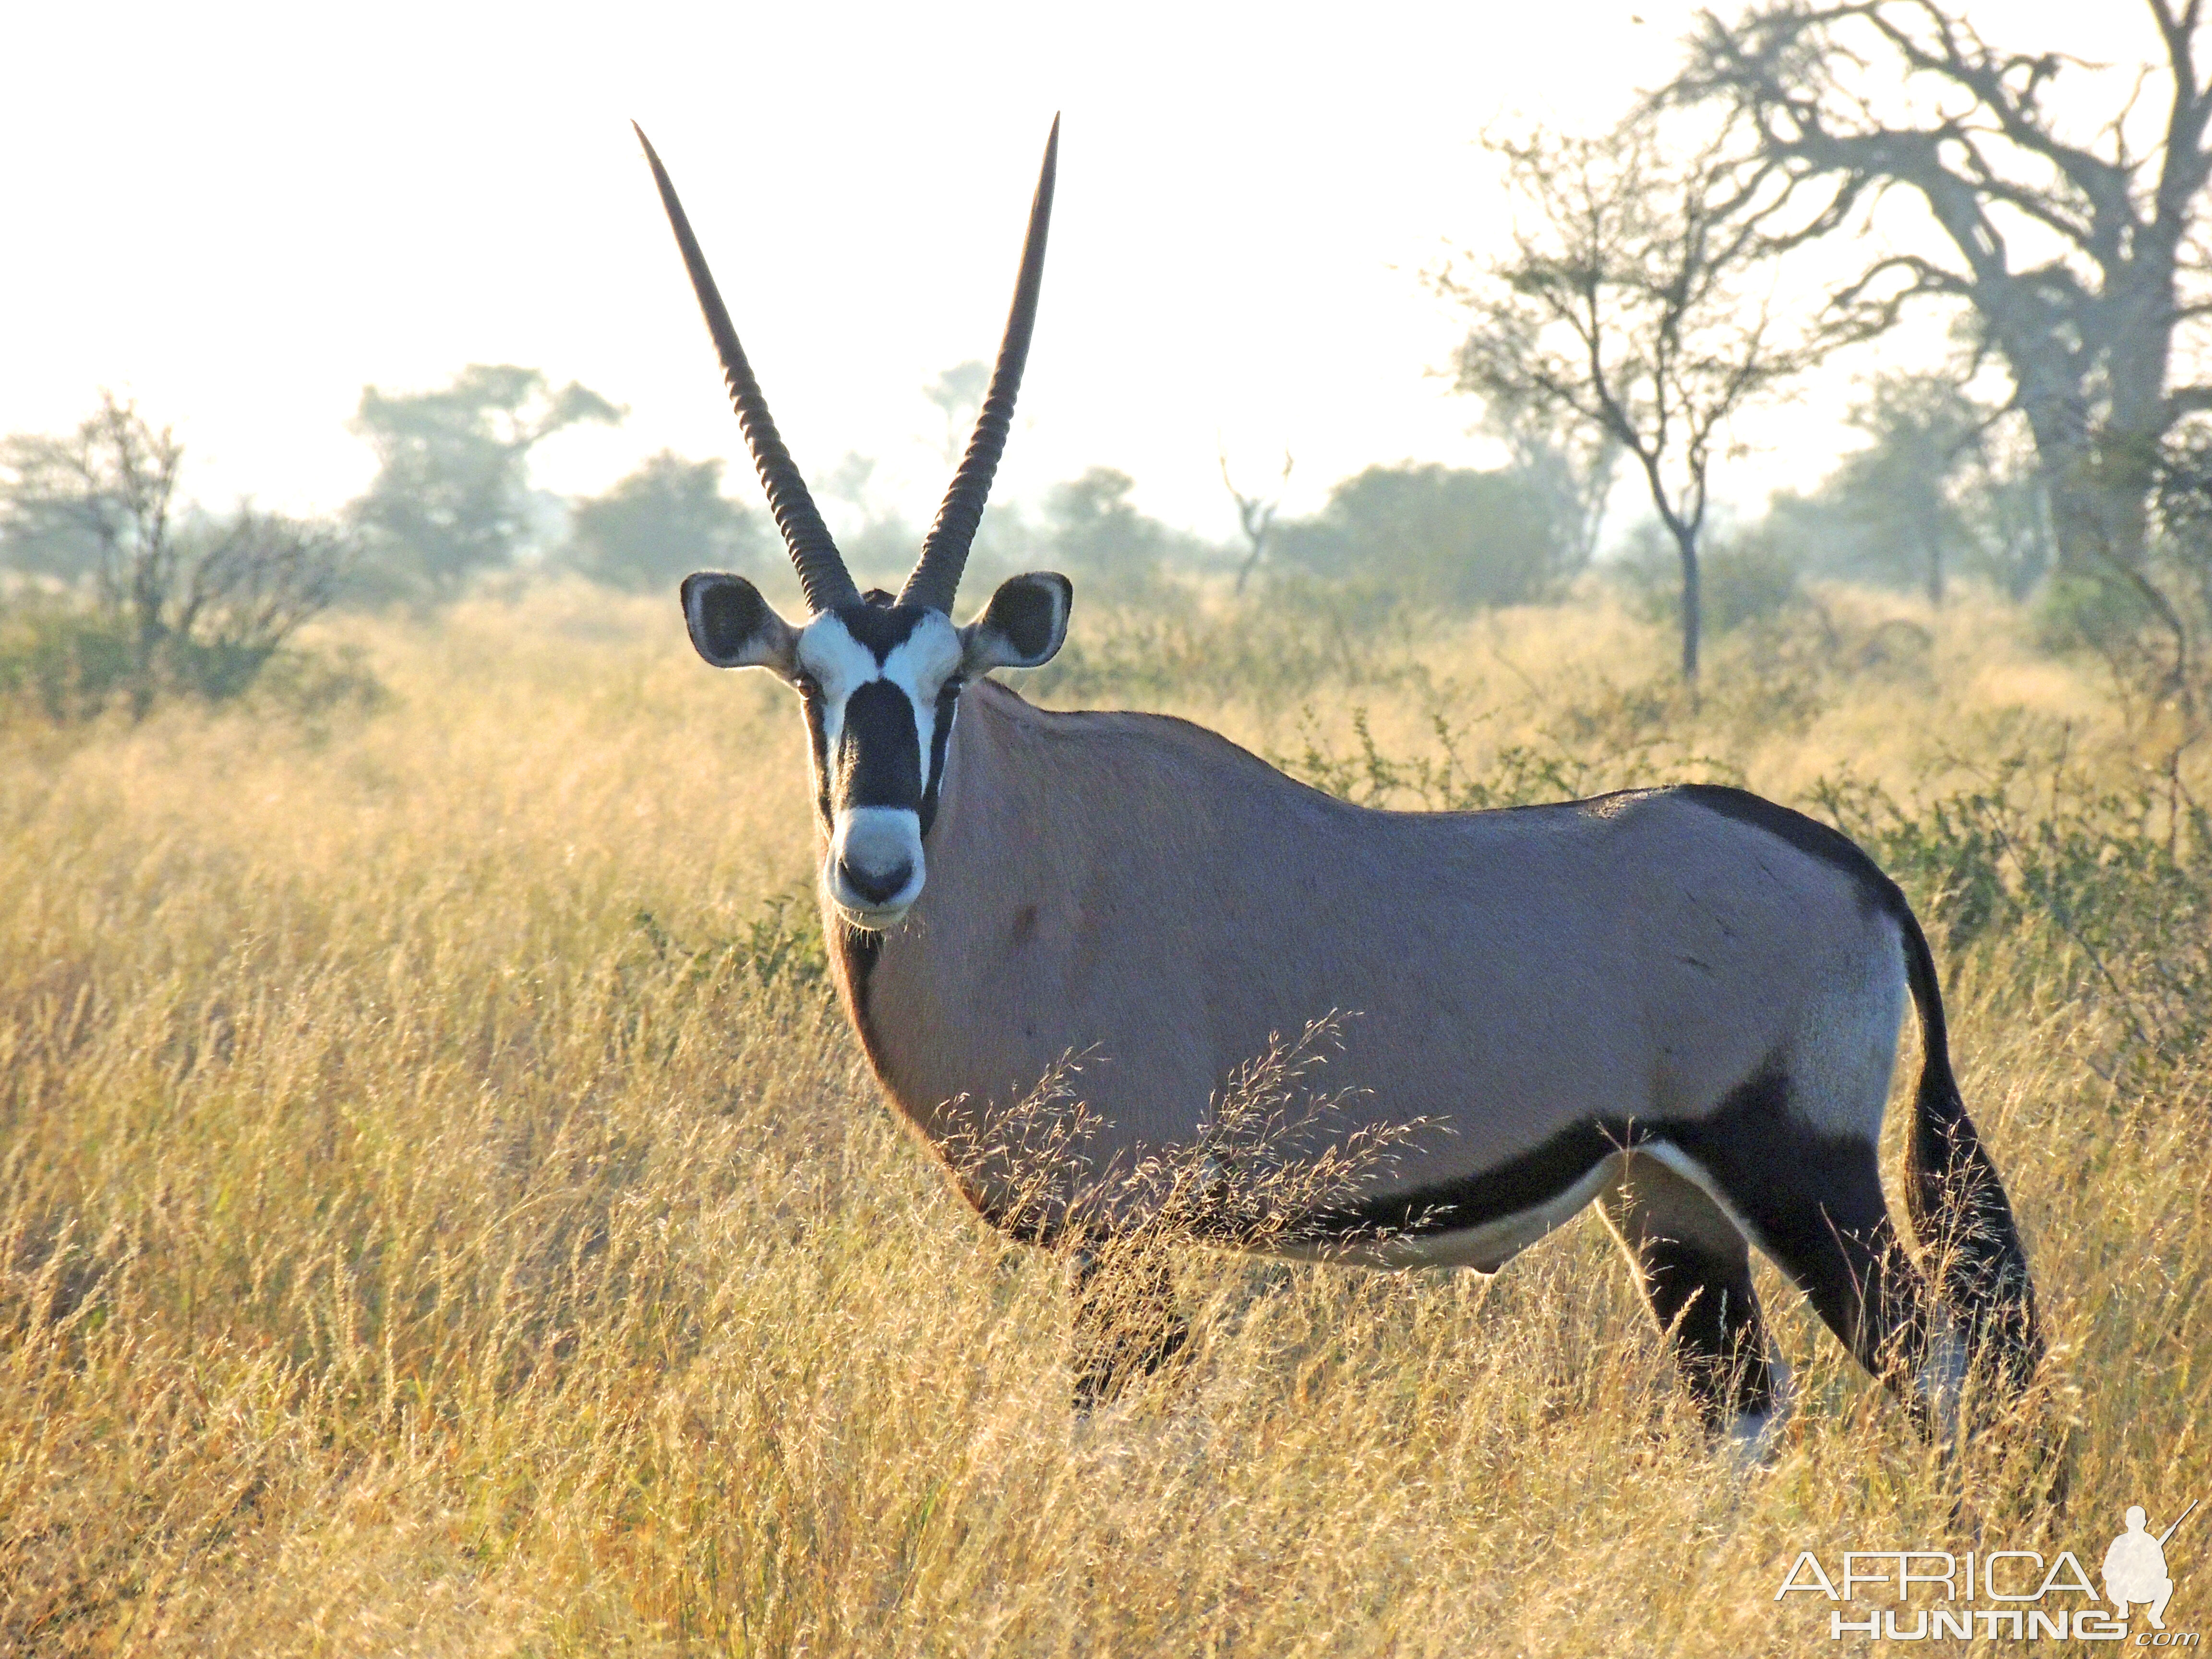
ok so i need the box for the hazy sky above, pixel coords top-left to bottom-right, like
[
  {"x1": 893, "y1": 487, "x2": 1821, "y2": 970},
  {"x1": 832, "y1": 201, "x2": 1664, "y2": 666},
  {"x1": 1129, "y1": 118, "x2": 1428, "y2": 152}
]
[{"x1": 0, "y1": 0, "x2": 2153, "y2": 557}]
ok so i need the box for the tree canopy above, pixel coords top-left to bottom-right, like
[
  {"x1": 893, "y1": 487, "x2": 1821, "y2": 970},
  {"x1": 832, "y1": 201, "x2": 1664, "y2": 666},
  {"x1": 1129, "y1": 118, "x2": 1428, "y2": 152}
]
[
  {"x1": 1271, "y1": 462, "x2": 1576, "y2": 612},
  {"x1": 558, "y1": 452, "x2": 767, "y2": 596},
  {"x1": 1670, "y1": 0, "x2": 2212, "y2": 690},
  {"x1": 1444, "y1": 114, "x2": 1840, "y2": 676},
  {"x1": 349, "y1": 365, "x2": 620, "y2": 603}
]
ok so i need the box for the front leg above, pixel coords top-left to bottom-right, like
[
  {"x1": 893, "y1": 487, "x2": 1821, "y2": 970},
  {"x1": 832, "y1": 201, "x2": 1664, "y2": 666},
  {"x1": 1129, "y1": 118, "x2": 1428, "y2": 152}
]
[{"x1": 1065, "y1": 1242, "x2": 1190, "y2": 1413}]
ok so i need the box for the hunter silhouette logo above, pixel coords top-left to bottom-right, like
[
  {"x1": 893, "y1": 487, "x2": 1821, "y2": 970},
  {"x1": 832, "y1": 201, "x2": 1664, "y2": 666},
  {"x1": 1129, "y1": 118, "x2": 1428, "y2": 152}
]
[
  {"x1": 1775, "y1": 1494, "x2": 2200, "y2": 1642},
  {"x1": 2106, "y1": 1501, "x2": 2195, "y2": 1631}
]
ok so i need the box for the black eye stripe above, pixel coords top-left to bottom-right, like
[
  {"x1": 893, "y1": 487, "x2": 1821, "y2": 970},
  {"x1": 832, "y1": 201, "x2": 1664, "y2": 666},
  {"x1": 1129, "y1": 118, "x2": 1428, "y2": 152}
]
[
  {"x1": 919, "y1": 685, "x2": 960, "y2": 836},
  {"x1": 801, "y1": 693, "x2": 834, "y2": 826}
]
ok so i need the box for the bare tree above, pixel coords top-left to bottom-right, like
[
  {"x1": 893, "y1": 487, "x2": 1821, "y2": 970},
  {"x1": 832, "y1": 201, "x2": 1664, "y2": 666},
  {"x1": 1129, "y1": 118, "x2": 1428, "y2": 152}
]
[
  {"x1": 1442, "y1": 114, "x2": 1838, "y2": 679},
  {"x1": 1671, "y1": 0, "x2": 2212, "y2": 686},
  {"x1": 1219, "y1": 445, "x2": 1293, "y2": 595},
  {"x1": 0, "y1": 394, "x2": 352, "y2": 717},
  {"x1": 170, "y1": 508, "x2": 353, "y2": 699}
]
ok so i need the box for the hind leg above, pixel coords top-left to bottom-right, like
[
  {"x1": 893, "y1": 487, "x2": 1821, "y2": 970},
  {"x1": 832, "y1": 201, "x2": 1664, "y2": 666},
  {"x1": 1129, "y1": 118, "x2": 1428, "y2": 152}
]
[
  {"x1": 1601, "y1": 1153, "x2": 1788, "y2": 1459},
  {"x1": 1661, "y1": 1103, "x2": 1959, "y2": 1437}
]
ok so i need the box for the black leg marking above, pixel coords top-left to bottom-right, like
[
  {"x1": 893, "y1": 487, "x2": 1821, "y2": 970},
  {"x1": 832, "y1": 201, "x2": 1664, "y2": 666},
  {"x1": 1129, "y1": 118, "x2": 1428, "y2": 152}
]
[
  {"x1": 1666, "y1": 1072, "x2": 1939, "y2": 1419},
  {"x1": 1680, "y1": 783, "x2": 2044, "y2": 1400},
  {"x1": 1601, "y1": 1160, "x2": 1778, "y2": 1431},
  {"x1": 1066, "y1": 1245, "x2": 1190, "y2": 1413},
  {"x1": 1639, "y1": 1236, "x2": 1775, "y2": 1426}
]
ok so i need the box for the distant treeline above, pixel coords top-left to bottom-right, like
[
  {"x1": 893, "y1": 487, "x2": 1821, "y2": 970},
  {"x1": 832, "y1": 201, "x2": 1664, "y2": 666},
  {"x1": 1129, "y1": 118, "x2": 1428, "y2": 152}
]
[
  {"x1": 0, "y1": 355, "x2": 2106, "y2": 721},
  {"x1": 0, "y1": 359, "x2": 2068, "y2": 611}
]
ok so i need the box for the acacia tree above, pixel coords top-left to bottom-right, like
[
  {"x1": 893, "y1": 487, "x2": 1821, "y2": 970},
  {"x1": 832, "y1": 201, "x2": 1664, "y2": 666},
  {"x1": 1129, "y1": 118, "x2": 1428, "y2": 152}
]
[
  {"x1": 1219, "y1": 446, "x2": 1293, "y2": 594},
  {"x1": 924, "y1": 361, "x2": 991, "y2": 466},
  {"x1": 558, "y1": 452, "x2": 765, "y2": 594},
  {"x1": 1671, "y1": 0, "x2": 2212, "y2": 683},
  {"x1": 349, "y1": 364, "x2": 620, "y2": 602},
  {"x1": 1444, "y1": 115, "x2": 1837, "y2": 679},
  {"x1": 0, "y1": 394, "x2": 351, "y2": 717},
  {"x1": 1834, "y1": 371, "x2": 1989, "y2": 605}
]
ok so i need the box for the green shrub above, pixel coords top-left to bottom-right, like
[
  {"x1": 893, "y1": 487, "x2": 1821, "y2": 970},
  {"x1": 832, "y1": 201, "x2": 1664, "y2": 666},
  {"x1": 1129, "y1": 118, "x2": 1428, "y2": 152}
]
[
  {"x1": 1270, "y1": 706, "x2": 1740, "y2": 813},
  {"x1": 1701, "y1": 541, "x2": 1806, "y2": 634},
  {"x1": 1613, "y1": 525, "x2": 1805, "y2": 638},
  {"x1": 2033, "y1": 569, "x2": 2159, "y2": 655},
  {"x1": 628, "y1": 894, "x2": 833, "y2": 1003},
  {"x1": 0, "y1": 595, "x2": 384, "y2": 725},
  {"x1": 0, "y1": 598, "x2": 135, "y2": 721},
  {"x1": 1020, "y1": 581, "x2": 1428, "y2": 708},
  {"x1": 1813, "y1": 761, "x2": 2209, "y2": 1077}
]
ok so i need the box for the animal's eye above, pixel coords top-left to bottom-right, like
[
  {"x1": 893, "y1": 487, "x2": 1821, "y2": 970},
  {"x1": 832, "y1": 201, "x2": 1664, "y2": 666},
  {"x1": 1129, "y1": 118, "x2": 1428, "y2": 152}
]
[{"x1": 793, "y1": 673, "x2": 823, "y2": 701}]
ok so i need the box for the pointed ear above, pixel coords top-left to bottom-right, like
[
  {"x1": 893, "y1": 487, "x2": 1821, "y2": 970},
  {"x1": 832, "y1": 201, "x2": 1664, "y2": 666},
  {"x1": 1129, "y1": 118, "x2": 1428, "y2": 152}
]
[
  {"x1": 961, "y1": 572, "x2": 1072, "y2": 672},
  {"x1": 682, "y1": 572, "x2": 799, "y2": 672}
]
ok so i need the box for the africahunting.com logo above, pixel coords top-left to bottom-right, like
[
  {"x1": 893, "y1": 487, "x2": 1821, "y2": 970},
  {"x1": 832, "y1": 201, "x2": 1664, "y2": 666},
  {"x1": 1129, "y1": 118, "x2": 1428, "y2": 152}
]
[{"x1": 1777, "y1": 1500, "x2": 2197, "y2": 1644}]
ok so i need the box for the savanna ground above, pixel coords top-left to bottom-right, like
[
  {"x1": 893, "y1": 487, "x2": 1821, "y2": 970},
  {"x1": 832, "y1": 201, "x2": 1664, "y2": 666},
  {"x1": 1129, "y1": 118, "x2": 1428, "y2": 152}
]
[{"x1": 1, "y1": 579, "x2": 2207, "y2": 1655}]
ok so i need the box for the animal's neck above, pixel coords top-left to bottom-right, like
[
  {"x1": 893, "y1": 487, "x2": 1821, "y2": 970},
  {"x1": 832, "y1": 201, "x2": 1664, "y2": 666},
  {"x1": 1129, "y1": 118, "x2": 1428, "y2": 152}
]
[
  {"x1": 824, "y1": 679, "x2": 1050, "y2": 1094},
  {"x1": 824, "y1": 681, "x2": 1081, "y2": 1230}
]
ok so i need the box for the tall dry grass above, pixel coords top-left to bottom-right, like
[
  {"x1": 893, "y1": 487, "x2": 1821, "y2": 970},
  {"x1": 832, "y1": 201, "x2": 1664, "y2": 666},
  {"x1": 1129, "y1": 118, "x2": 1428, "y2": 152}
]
[{"x1": 0, "y1": 582, "x2": 2206, "y2": 1655}]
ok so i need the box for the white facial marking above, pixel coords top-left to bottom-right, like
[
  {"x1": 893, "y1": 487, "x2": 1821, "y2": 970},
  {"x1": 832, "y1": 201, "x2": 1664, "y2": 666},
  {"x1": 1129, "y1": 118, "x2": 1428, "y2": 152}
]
[
  {"x1": 829, "y1": 805, "x2": 926, "y2": 926},
  {"x1": 795, "y1": 610, "x2": 964, "y2": 929},
  {"x1": 794, "y1": 613, "x2": 878, "y2": 756},
  {"x1": 878, "y1": 613, "x2": 963, "y2": 788},
  {"x1": 794, "y1": 611, "x2": 963, "y2": 781}
]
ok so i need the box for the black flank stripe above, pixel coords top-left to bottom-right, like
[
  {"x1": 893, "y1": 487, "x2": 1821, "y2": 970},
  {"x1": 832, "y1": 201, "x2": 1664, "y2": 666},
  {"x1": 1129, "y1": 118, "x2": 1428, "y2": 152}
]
[
  {"x1": 1297, "y1": 1063, "x2": 1881, "y2": 1251},
  {"x1": 1301, "y1": 1120, "x2": 1639, "y2": 1243}
]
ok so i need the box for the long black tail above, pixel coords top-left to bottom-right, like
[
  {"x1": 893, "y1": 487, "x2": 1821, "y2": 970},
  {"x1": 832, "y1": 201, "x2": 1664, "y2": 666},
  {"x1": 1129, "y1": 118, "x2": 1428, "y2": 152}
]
[{"x1": 1897, "y1": 901, "x2": 2045, "y2": 1393}]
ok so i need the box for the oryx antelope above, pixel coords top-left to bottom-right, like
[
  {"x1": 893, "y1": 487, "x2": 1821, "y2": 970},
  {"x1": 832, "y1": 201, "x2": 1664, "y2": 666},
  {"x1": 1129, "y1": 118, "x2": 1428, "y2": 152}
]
[{"x1": 635, "y1": 119, "x2": 2043, "y2": 1451}]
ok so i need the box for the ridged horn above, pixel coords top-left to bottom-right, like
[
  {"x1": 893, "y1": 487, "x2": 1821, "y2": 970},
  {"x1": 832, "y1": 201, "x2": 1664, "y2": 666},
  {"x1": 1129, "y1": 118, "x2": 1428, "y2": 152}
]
[
  {"x1": 900, "y1": 115, "x2": 1059, "y2": 614},
  {"x1": 633, "y1": 122, "x2": 858, "y2": 615}
]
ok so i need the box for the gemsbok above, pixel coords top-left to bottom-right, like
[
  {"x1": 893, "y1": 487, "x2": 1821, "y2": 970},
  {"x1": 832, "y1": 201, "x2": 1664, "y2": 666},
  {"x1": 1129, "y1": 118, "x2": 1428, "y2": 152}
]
[{"x1": 634, "y1": 117, "x2": 2043, "y2": 1455}]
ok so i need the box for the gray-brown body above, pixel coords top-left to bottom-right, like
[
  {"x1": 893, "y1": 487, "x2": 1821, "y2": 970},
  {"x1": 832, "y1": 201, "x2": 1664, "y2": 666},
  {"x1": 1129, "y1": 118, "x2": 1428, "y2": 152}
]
[{"x1": 845, "y1": 680, "x2": 1899, "y2": 1258}]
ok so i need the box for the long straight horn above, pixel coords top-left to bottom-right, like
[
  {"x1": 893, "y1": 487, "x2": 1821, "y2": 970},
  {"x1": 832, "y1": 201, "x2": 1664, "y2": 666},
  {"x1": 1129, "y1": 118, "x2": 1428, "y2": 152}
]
[
  {"x1": 901, "y1": 115, "x2": 1059, "y2": 614},
  {"x1": 633, "y1": 122, "x2": 859, "y2": 614}
]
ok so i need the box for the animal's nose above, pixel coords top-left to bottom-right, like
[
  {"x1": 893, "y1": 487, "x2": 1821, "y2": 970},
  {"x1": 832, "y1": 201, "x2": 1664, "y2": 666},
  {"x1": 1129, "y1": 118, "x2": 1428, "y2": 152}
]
[{"x1": 839, "y1": 858, "x2": 913, "y2": 906}]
